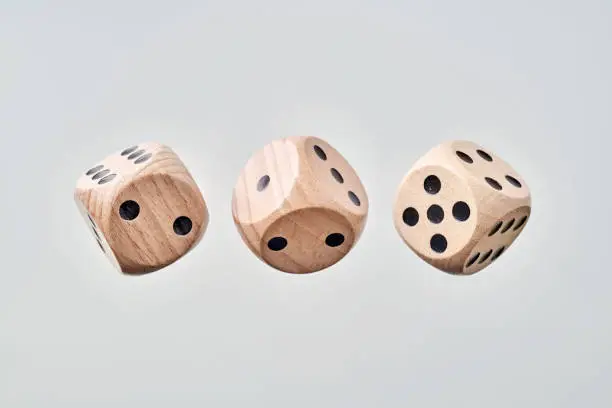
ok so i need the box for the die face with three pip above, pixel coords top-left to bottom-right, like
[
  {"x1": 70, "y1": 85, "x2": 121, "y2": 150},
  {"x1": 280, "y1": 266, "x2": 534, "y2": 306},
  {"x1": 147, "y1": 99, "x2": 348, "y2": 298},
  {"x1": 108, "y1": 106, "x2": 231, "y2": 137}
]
[
  {"x1": 74, "y1": 142, "x2": 209, "y2": 275},
  {"x1": 393, "y1": 140, "x2": 531, "y2": 275},
  {"x1": 232, "y1": 136, "x2": 369, "y2": 274}
]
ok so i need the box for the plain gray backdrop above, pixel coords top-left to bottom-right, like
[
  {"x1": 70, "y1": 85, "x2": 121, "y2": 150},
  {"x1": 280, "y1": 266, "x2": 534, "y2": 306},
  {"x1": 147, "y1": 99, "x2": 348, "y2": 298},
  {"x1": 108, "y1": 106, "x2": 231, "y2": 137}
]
[{"x1": 1, "y1": 0, "x2": 610, "y2": 406}]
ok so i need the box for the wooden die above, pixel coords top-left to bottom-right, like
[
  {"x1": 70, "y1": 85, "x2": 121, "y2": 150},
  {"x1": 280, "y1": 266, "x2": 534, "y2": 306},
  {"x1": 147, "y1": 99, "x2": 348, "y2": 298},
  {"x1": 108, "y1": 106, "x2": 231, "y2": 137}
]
[
  {"x1": 232, "y1": 136, "x2": 368, "y2": 274},
  {"x1": 74, "y1": 142, "x2": 209, "y2": 274},
  {"x1": 393, "y1": 140, "x2": 531, "y2": 275}
]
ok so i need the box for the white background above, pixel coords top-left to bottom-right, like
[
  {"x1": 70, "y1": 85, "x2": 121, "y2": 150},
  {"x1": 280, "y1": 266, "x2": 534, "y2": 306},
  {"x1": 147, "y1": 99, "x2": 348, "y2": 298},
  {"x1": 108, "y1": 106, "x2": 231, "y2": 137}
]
[{"x1": 1, "y1": 1, "x2": 610, "y2": 406}]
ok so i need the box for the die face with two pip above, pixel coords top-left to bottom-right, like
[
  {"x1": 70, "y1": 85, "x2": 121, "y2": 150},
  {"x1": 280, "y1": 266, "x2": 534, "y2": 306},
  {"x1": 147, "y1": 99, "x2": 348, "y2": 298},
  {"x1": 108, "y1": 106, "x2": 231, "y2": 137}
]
[
  {"x1": 232, "y1": 136, "x2": 369, "y2": 274},
  {"x1": 393, "y1": 140, "x2": 531, "y2": 275},
  {"x1": 74, "y1": 142, "x2": 209, "y2": 275}
]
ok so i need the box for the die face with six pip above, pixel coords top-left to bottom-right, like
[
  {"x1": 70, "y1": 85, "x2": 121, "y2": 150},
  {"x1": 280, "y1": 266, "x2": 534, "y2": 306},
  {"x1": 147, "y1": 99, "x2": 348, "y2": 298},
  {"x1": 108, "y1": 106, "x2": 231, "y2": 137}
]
[
  {"x1": 74, "y1": 142, "x2": 209, "y2": 275},
  {"x1": 232, "y1": 136, "x2": 369, "y2": 274},
  {"x1": 393, "y1": 140, "x2": 531, "y2": 275}
]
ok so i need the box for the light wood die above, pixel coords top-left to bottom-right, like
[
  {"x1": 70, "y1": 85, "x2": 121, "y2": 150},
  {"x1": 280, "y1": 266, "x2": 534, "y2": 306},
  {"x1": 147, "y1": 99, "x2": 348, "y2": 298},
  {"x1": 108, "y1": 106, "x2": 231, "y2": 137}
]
[
  {"x1": 232, "y1": 136, "x2": 369, "y2": 274},
  {"x1": 74, "y1": 142, "x2": 209, "y2": 275},
  {"x1": 392, "y1": 140, "x2": 531, "y2": 275}
]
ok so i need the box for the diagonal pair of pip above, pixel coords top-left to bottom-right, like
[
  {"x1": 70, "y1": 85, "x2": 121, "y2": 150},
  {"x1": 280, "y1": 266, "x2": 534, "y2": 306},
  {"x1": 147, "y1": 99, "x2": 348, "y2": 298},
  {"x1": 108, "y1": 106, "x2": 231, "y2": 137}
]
[{"x1": 74, "y1": 137, "x2": 531, "y2": 276}]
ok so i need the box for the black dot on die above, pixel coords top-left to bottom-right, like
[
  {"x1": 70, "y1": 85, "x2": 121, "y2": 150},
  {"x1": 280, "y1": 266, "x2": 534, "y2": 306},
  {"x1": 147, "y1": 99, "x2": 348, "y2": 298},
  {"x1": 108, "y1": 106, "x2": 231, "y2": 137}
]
[
  {"x1": 477, "y1": 149, "x2": 493, "y2": 162},
  {"x1": 348, "y1": 191, "x2": 361, "y2": 206},
  {"x1": 268, "y1": 236, "x2": 287, "y2": 251},
  {"x1": 427, "y1": 205, "x2": 444, "y2": 224},
  {"x1": 119, "y1": 200, "x2": 140, "y2": 220},
  {"x1": 430, "y1": 234, "x2": 447, "y2": 253},
  {"x1": 330, "y1": 168, "x2": 344, "y2": 184},
  {"x1": 491, "y1": 246, "x2": 505, "y2": 261},
  {"x1": 313, "y1": 145, "x2": 327, "y2": 161},
  {"x1": 489, "y1": 221, "x2": 503, "y2": 236},
  {"x1": 257, "y1": 175, "x2": 270, "y2": 191},
  {"x1": 92, "y1": 169, "x2": 110, "y2": 180},
  {"x1": 173, "y1": 216, "x2": 193, "y2": 236},
  {"x1": 134, "y1": 153, "x2": 152, "y2": 164},
  {"x1": 466, "y1": 252, "x2": 480, "y2": 268},
  {"x1": 479, "y1": 249, "x2": 493, "y2": 264},
  {"x1": 423, "y1": 175, "x2": 441, "y2": 194},
  {"x1": 485, "y1": 177, "x2": 502, "y2": 190},
  {"x1": 452, "y1": 201, "x2": 471, "y2": 221},
  {"x1": 514, "y1": 215, "x2": 528, "y2": 231},
  {"x1": 86, "y1": 164, "x2": 104, "y2": 176},
  {"x1": 98, "y1": 173, "x2": 116, "y2": 185},
  {"x1": 127, "y1": 149, "x2": 145, "y2": 160},
  {"x1": 501, "y1": 218, "x2": 515, "y2": 233},
  {"x1": 325, "y1": 233, "x2": 345, "y2": 247},
  {"x1": 402, "y1": 207, "x2": 419, "y2": 226},
  {"x1": 505, "y1": 175, "x2": 522, "y2": 188},
  {"x1": 456, "y1": 151, "x2": 473, "y2": 163},
  {"x1": 121, "y1": 146, "x2": 138, "y2": 156}
]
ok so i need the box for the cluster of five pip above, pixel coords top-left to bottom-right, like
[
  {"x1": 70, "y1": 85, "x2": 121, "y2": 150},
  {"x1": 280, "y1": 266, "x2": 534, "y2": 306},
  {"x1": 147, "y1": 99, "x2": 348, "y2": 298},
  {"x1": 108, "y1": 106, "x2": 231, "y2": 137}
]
[{"x1": 74, "y1": 137, "x2": 531, "y2": 276}]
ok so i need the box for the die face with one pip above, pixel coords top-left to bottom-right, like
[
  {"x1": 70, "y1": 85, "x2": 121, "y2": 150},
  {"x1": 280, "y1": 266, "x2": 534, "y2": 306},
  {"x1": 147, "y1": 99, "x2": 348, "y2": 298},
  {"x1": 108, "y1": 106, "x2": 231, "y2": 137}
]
[
  {"x1": 74, "y1": 142, "x2": 209, "y2": 275},
  {"x1": 393, "y1": 140, "x2": 531, "y2": 275},
  {"x1": 232, "y1": 136, "x2": 368, "y2": 274}
]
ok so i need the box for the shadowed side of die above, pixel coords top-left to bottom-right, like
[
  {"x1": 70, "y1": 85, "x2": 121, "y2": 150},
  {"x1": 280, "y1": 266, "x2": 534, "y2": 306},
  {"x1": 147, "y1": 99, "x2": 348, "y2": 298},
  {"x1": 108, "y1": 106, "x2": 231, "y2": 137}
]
[
  {"x1": 462, "y1": 205, "x2": 531, "y2": 275},
  {"x1": 107, "y1": 171, "x2": 208, "y2": 275},
  {"x1": 73, "y1": 194, "x2": 123, "y2": 271},
  {"x1": 260, "y1": 207, "x2": 356, "y2": 274}
]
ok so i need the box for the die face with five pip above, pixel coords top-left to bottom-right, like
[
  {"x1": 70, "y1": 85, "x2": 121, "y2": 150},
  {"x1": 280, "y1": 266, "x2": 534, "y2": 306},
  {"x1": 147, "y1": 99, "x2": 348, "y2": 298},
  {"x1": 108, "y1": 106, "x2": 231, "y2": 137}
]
[
  {"x1": 232, "y1": 136, "x2": 369, "y2": 274},
  {"x1": 393, "y1": 140, "x2": 531, "y2": 275},
  {"x1": 74, "y1": 142, "x2": 209, "y2": 275}
]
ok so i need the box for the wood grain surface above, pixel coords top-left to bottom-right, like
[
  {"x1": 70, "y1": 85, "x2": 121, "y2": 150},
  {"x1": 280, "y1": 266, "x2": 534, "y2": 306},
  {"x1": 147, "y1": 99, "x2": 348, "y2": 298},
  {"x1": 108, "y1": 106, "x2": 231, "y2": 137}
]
[
  {"x1": 74, "y1": 142, "x2": 209, "y2": 275},
  {"x1": 232, "y1": 136, "x2": 368, "y2": 274},
  {"x1": 393, "y1": 140, "x2": 531, "y2": 275}
]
